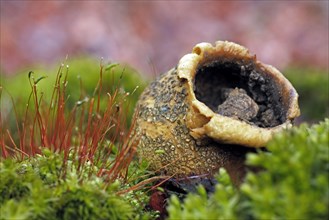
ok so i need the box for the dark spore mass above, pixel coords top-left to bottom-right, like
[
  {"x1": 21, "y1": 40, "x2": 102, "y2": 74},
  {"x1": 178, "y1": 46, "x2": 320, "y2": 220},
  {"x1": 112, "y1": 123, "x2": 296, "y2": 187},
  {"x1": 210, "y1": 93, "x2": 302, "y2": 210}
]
[{"x1": 194, "y1": 60, "x2": 286, "y2": 127}]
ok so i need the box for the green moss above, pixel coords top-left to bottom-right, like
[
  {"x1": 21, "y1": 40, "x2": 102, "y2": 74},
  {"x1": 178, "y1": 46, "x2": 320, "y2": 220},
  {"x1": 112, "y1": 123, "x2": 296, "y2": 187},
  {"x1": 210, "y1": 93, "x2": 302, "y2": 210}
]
[
  {"x1": 0, "y1": 159, "x2": 54, "y2": 220},
  {"x1": 0, "y1": 58, "x2": 156, "y2": 219},
  {"x1": 167, "y1": 119, "x2": 329, "y2": 219},
  {"x1": 0, "y1": 150, "x2": 143, "y2": 220},
  {"x1": 0, "y1": 160, "x2": 33, "y2": 204},
  {"x1": 54, "y1": 185, "x2": 132, "y2": 220}
]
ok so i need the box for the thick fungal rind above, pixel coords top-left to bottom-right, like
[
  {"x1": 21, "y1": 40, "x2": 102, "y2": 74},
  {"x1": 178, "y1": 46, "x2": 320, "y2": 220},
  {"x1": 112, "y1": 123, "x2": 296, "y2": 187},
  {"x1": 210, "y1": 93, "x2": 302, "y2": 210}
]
[
  {"x1": 177, "y1": 41, "x2": 300, "y2": 147},
  {"x1": 135, "y1": 40, "x2": 300, "y2": 180},
  {"x1": 136, "y1": 68, "x2": 249, "y2": 180}
]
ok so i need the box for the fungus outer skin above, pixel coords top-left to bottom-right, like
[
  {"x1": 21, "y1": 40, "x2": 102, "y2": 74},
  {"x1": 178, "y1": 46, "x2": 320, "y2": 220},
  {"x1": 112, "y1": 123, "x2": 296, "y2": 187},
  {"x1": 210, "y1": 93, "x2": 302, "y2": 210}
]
[{"x1": 135, "y1": 40, "x2": 300, "y2": 179}]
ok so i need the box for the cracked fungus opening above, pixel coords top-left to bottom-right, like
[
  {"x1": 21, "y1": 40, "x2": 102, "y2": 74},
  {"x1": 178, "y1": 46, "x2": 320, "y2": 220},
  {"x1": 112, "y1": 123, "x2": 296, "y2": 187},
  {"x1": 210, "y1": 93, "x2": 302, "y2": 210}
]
[{"x1": 194, "y1": 60, "x2": 287, "y2": 128}]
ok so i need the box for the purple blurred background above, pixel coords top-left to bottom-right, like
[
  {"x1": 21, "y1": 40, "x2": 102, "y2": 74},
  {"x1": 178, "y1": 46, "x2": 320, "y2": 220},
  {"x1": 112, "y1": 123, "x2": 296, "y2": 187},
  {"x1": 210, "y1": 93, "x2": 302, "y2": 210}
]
[{"x1": 1, "y1": 1, "x2": 328, "y2": 76}]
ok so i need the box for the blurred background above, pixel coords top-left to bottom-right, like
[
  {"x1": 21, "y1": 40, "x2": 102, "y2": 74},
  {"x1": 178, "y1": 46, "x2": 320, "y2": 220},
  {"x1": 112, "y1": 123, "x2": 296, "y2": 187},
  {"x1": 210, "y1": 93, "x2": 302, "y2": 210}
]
[
  {"x1": 0, "y1": 1, "x2": 328, "y2": 122},
  {"x1": 1, "y1": 1, "x2": 328, "y2": 75}
]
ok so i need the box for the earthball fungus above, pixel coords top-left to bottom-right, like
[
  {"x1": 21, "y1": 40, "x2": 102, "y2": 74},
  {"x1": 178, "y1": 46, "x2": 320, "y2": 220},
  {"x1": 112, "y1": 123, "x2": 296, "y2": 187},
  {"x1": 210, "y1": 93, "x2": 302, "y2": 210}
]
[{"x1": 135, "y1": 41, "x2": 300, "y2": 184}]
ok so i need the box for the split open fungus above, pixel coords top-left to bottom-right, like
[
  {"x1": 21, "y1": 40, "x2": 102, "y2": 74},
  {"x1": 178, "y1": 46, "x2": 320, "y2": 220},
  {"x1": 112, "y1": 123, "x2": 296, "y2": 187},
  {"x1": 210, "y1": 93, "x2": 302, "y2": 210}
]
[{"x1": 135, "y1": 41, "x2": 300, "y2": 183}]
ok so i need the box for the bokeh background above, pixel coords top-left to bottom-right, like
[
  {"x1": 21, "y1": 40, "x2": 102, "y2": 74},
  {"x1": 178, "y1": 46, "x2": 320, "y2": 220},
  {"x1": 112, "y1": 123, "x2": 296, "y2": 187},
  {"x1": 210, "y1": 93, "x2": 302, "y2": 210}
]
[
  {"x1": 0, "y1": 1, "x2": 328, "y2": 123},
  {"x1": 1, "y1": 1, "x2": 328, "y2": 76}
]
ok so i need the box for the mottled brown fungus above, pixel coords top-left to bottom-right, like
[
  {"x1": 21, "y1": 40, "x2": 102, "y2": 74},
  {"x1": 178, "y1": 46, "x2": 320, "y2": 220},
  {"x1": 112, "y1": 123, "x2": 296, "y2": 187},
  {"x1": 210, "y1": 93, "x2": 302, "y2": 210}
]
[{"x1": 135, "y1": 41, "x2": 300, "y2": 184}]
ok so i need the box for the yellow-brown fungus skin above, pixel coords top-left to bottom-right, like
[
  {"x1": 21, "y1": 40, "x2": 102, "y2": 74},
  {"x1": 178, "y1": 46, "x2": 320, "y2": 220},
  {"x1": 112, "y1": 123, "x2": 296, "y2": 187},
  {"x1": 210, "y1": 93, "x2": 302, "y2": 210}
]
[{"x1": 135, "y1": 41, "x2": 300, "y2": 183}]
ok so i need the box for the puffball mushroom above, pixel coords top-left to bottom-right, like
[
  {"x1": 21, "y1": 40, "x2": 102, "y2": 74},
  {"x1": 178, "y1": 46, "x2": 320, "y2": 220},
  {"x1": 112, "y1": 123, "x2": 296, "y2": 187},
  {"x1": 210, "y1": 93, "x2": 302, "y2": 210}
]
[{"x1": 135, "y1": 41, "x2": 300, "y2": 184}]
